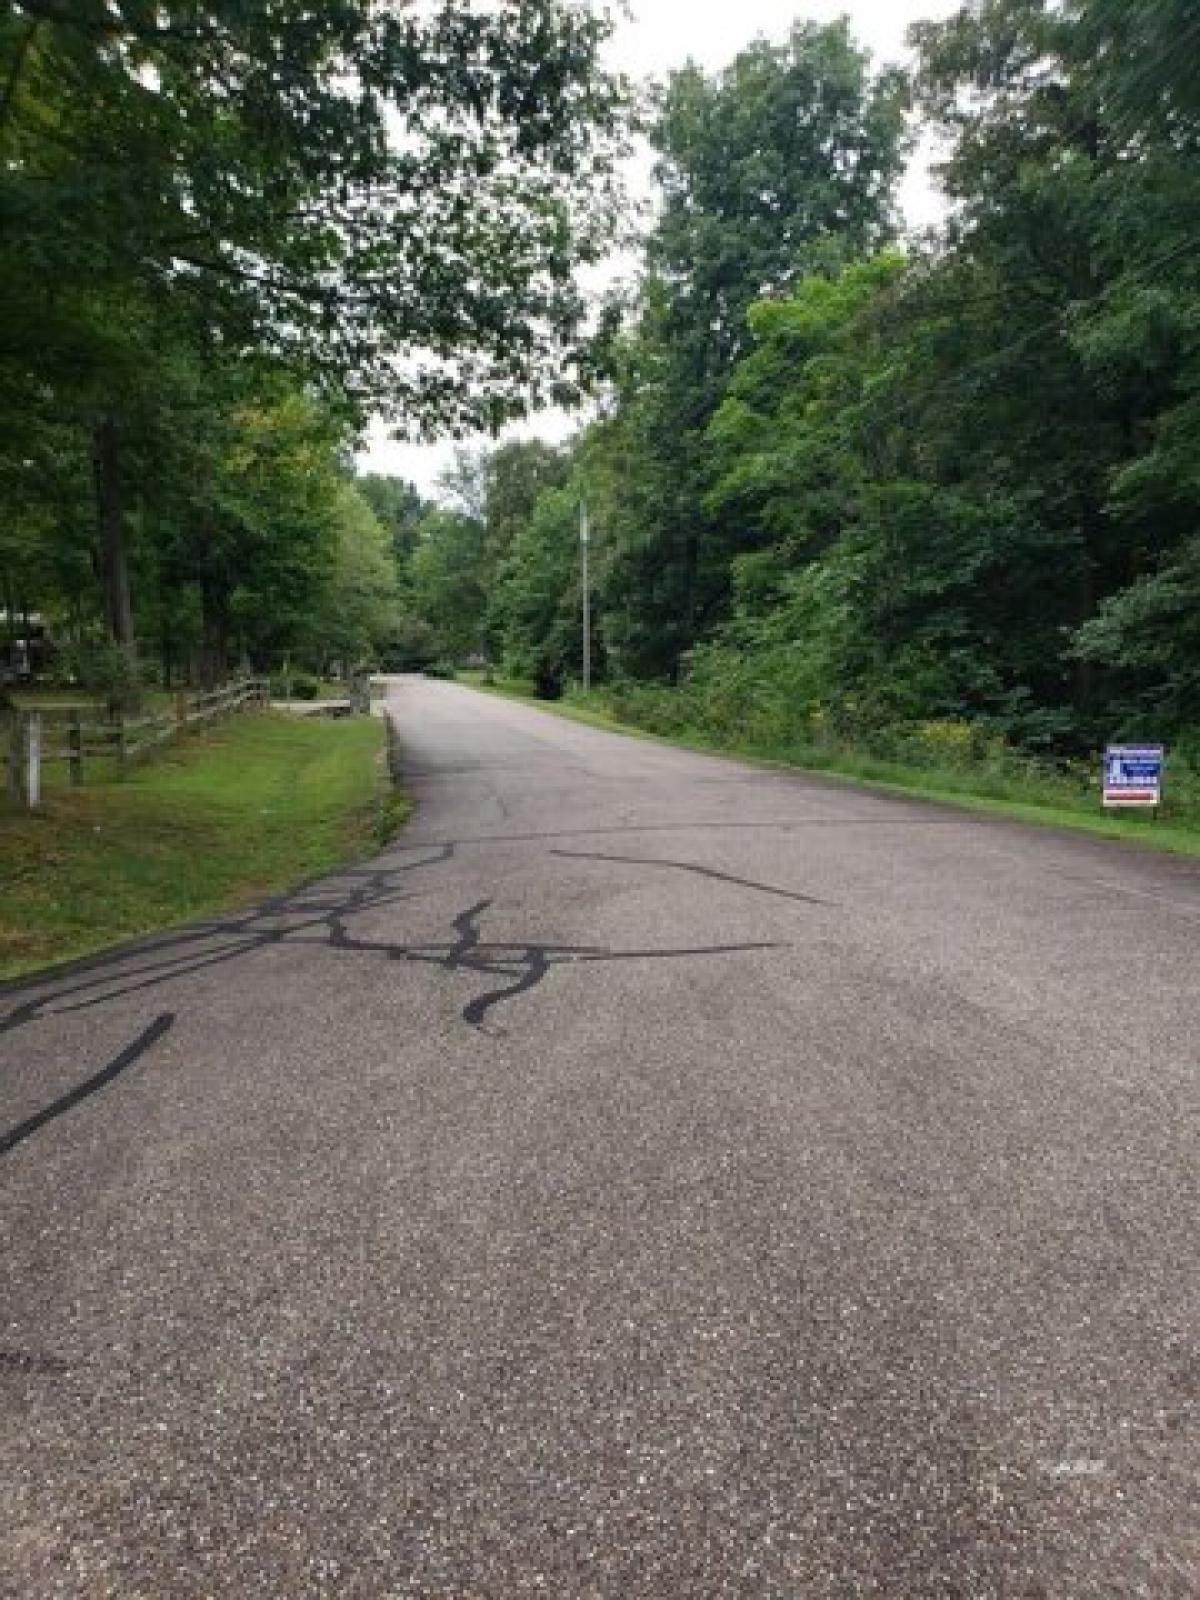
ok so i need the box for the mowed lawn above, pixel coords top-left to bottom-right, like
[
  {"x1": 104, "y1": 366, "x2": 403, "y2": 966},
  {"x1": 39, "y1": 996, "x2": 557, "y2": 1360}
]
[{"x1": 0, "y1": 713, "x2": 404, "y2": 980}]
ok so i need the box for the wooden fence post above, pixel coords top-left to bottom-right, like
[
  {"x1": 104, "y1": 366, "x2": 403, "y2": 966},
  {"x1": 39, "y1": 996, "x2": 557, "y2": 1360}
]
[
  {"x1": 115, "y1": 712, "x2": 127, "y2": 775},
  {"x1": 176, "y1": 691, "x2": 188, "y2": 734},
  {"x1": 26, "y1": 712, "x2": 41, "y2": 807},
  {"x1": 69, "y1": 710, "x2": 84, "y2": 787}
]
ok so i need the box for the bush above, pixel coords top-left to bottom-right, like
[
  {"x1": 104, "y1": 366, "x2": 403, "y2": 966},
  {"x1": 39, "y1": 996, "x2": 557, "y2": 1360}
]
[
  {"x1": 533, "y1": 654, "x2": 562, "y2": 700},
  {"x1": 64, "y1": 640, "x2": 142, "y2": 713},
  {"x1": 422, "y1": 661, "x2": 457, "y2": 680},
  {"x1": 270, "y1": 670, "x2": 320, "y2": 700}
]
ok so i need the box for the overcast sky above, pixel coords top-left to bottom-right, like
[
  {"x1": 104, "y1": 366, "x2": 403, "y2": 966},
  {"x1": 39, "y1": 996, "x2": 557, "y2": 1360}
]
[{"x1": 360, "y1": 0, "x2": 962, "y2": 494}]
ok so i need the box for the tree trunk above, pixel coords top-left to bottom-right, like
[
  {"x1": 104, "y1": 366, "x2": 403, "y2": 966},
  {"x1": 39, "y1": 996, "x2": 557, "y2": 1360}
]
[
  {"x1": 93, "y1": 417, "x2": 135, "y2": 654},
  {"x1": 199, "y1": 583, "x2": 228, "y2": 688}
]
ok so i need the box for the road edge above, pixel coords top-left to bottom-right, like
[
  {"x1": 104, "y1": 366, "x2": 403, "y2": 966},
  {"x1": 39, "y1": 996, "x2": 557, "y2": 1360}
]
[{"x1": 452, "y1": 677, "x2": 1200, "y2": 861}]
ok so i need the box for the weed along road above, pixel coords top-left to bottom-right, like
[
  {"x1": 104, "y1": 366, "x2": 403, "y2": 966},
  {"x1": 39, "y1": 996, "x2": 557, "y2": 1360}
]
[{"x1": 1, "y1": 676, "x2": 1196, "y2": 1597}]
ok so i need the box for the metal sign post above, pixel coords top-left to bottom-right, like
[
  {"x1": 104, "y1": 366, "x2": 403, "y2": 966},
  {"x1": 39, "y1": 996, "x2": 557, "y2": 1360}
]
[{"x1": 580, "y1": 499, "x2": 591, "y2": 694}]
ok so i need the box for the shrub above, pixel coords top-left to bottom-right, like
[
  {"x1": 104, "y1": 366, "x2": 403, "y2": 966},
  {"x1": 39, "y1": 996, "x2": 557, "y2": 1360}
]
[
  {"x1": 64, "y1": 640, "x2": 142, "y2": 713},
  {"x1": 533, "y1": 654, "x2": 562, "y2": 700},
  {"x1": 270, "y1": 670, "x2": 321, "y2": 700}
]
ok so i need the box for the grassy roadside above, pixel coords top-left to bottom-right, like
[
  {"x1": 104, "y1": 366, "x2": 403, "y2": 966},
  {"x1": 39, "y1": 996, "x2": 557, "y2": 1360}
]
[
  {"x1": 0, "y1": 712, "x2": 409, "y2": 981},
  {"x1": 457, "y1": 671, "x2": 1200, "y2": 858}
]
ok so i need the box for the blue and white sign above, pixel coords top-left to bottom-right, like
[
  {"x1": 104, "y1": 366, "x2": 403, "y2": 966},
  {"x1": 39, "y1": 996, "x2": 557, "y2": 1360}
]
[{"x1": 1103, "y1": 744, "x2": 1164, "y2": 808}]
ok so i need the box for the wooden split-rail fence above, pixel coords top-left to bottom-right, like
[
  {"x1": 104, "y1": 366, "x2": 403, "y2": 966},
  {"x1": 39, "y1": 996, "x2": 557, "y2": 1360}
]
[{"x1": 3, "y1": 678, "x2": 270, "y2": 809}]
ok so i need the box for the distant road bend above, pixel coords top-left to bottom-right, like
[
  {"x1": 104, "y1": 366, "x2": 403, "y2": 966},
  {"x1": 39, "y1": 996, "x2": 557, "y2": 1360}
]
[{"x1": 1, "y1": 674, "x2": 1197, "y2": 1596}]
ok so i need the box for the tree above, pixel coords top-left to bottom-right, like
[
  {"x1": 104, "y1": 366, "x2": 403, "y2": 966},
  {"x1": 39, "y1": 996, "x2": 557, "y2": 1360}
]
[
  {"x1": 901, "y1": 0, "x2": 1200, "y2": 744},
  {"x1": 493, "y1": 484, "x2": 588, "y2": 696},
  {"x1": 480, "y1": 440, "x2": 570, "y2": 659},
  {"x1": 684, "y1": 0, "x2": 1200, "y2": 752},
  {"x1": 0, "y1": 1, "x2": 629, "y2": 673},
  {"x1": 409, "y1": 509, "x2": 489, "y2": 664},
  {"x1": 357, "y1": 476, "x2": 428, "y2": 572},
  {"x1": 303, "y1": 485, "x2": 400, "y2": 673},
  {"x1": 650, "y1": 22, "x2": 907, "y2": 362},
  {"x1": 1, "y1": 1, "x2": 627, "y2": 424},
  {"x1": 483, "y1": 441, "x2": 571, "y2": 567},
  {"x1": 383, "y1": 0, "x2": 1200, "y2": 758},
  {"x1": 595, "y1": 20, "x2": 907, "y2": 678}
]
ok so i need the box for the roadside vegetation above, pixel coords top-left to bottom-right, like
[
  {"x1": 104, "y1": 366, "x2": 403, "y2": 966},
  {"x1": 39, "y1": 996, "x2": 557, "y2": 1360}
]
[
  {"x1": 406, "y1": 3, "x2": 1200, "y2": 834},
  {"x1": 460, "y1": 670, "x2": 1200, "y2": 855},
  {"x1": 0, "y1": 714, "x2": 403, "y2": 980}
]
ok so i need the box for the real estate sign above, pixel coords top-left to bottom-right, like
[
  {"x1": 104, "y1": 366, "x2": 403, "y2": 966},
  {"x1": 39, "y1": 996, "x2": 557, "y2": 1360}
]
[{"x1": 1103, "y1": 744, "x2": 1164, "y2": 809}]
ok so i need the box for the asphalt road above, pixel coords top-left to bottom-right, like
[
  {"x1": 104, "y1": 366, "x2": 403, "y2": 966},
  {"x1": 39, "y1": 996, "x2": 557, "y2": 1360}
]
[{"x1": 2, "y1": 675, "x2": 1197, "y2": 1598}]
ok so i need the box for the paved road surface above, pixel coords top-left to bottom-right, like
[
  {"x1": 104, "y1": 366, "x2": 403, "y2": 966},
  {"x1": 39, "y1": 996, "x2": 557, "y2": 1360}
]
[{"x1": 2, "y1": 676, "x2": 1197, "y2": 1597}]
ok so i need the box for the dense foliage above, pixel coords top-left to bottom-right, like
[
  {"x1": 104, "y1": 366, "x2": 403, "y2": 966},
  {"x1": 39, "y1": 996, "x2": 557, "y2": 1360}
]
[
  {"x1": 8, "y1": 0, "x2": 1196, "y2": 767},
  {"x1": 0, "y1": 0, "x2": 625, "y2": 695},
  {"x1": 406, "y1": 0, "x2": 1199, "y2": 766}
]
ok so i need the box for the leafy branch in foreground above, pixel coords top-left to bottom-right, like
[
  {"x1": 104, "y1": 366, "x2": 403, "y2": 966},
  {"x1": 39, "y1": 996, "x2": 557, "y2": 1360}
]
[{"x1": 0, "y1": 1, "x2": 630, "y2": 676}]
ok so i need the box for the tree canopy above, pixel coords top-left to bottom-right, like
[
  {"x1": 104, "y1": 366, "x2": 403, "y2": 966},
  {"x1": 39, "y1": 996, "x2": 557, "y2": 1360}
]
[
  {"x1": 400, "y1": 0, "x2": 1200, "y2": 767},
  {"x1": 0, "y1": 0, "x2": 626, "y2": 692},
  {"x1": 7, "y1": 0, "x2": 1199, "y2": 768}
]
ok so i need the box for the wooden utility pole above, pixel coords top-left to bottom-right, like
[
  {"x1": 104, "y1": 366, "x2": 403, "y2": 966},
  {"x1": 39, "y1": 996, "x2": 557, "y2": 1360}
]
[{"x1": 580, "y1": 499, "x2": 591, "y2": 694}]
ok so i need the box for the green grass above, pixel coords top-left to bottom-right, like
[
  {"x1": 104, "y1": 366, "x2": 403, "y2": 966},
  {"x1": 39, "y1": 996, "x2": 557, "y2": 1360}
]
[
  {"x1": 0, "y1": 712, "x2": 408, "y2": 980},
  {"x1": 457, "y1": 673, "x2": 1200, "y2": 858}
]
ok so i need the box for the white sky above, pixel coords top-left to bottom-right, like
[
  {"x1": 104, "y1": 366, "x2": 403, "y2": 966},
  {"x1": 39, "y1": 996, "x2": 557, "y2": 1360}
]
[{"x1": 360, "y1": 0, "x2": 961, "y2": 494}]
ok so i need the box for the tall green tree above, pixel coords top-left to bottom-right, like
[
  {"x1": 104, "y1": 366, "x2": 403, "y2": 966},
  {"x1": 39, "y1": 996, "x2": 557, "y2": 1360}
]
[
  {"x1": 303, "y1": 484, "x2": 401, "y2": 673},
  {"x1": 688, "y1": 0, "x2": 1200, "y2": 751},
  {"x1": 357, "y1": 476, "x2": 428, "y2": 573},
  {"x1": 901, "y1": 0, "x2": 1200, "y2": 743},
  {"x1": 597, "y1": 21, "x2": 907, "y2": 677},
  {"x1": 409, "y1": 509, "x2": 489, "y2": 664},
  {"x1": 493, "y1": 484, "x2": 589, "y2": 696}
]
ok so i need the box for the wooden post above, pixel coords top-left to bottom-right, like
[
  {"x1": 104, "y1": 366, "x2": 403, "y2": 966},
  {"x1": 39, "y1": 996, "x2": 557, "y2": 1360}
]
[
  {"x1": 26, "y1": 712, "x2": 41, "y2": 807},
  {"x1": 115, "y1": 711, "x2": 127, "y2": 775},
  {"x1": 69, "y1": 710, "x2": 84, "y2": 786},
  {"x1": 176, "y1": 690, "x2": 188, "y2": 737}
]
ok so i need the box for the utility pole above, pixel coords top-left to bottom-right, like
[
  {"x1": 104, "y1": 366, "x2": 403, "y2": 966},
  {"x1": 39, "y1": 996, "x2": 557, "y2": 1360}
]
[{"x1": 580, "y1": 497, "x2": 591, "y2": 694}]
